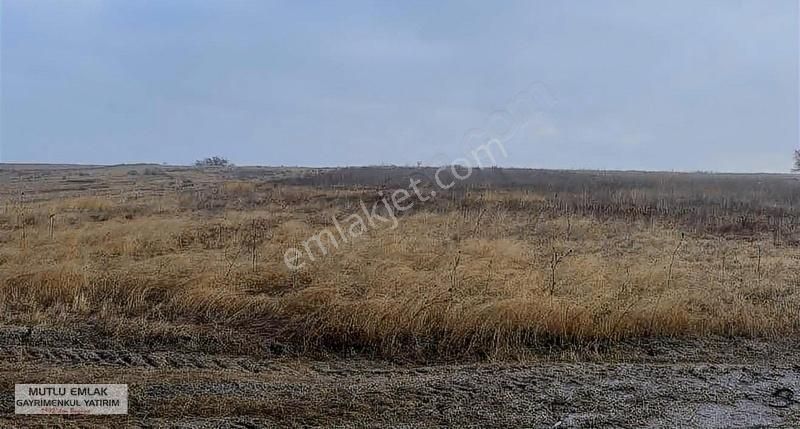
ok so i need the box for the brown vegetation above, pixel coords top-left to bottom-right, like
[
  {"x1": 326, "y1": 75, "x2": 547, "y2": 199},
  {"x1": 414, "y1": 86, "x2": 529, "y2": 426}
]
[{"x1": 1, "y1": 165, "x2": 800, "y2": 358}]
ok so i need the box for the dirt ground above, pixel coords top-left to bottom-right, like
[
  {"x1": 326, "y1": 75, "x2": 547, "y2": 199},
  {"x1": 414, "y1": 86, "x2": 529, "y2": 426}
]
[{"x1": 1, "y1": 325, "x2": 798, "y2": 428}]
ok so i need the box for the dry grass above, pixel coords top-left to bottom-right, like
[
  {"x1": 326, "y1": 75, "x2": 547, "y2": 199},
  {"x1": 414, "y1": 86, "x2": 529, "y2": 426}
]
[{"x1": 1, "y1": 165, "x2": 799, "y2": 358}]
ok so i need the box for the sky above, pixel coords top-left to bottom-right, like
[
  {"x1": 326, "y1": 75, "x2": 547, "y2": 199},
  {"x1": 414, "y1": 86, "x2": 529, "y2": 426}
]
[{"x1": 1, "y1": 0, "x2": 798, "y2": 172}]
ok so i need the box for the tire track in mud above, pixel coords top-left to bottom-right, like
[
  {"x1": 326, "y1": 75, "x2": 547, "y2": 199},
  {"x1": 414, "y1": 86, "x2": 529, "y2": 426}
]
[
  {"x1": 1, "y1": 354, "x2": 800, "y2": 427},
  {"x1": 2, "y1": 324, "x2": 800, "y2": 427},
  {"x1": 0, "y1": 345, "x2": 271, "y2": 373}
]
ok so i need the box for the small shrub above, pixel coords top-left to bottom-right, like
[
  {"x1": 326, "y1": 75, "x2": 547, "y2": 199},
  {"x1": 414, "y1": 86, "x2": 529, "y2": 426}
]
[{"x1": 195, "y1": 156, "x2": 231, "y2": 167}]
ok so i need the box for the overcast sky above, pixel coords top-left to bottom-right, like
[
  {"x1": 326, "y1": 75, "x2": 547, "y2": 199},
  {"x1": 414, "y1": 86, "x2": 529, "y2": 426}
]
[{"x1": 1, "y1": 0, "x2": 798, "y2": 172}]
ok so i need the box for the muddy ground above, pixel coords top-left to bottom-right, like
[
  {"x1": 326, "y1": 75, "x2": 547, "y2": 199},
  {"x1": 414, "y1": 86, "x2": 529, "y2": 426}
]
[{"x1": 0, "y1": 325, "x2": 798, "y2": 428}]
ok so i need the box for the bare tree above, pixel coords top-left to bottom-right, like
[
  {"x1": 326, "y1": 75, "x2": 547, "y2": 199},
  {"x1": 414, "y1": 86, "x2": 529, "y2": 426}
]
[{"x1": 793, "y1": 149, "x2": 800, "y2": 172}]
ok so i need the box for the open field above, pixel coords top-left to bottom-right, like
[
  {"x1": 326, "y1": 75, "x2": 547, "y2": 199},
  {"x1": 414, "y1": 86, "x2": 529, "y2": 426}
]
[{"x1": 1, "y1": 164, "x2": 800, "y2": 426}]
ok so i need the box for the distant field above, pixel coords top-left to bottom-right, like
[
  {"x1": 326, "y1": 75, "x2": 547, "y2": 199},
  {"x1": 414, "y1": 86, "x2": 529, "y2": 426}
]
[{"x1": 2, "y1": 164, "x2": 800, "y2": 357}]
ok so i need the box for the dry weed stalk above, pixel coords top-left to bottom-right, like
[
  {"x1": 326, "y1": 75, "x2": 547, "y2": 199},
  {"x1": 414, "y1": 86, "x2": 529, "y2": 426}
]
[
  {"x1": 548, "y1": 245, "x2": 573, "y2": 296},
  {"x1": 665, "y1": 232, "x2": 685, "y2": 290},
  {"x1": 48, "y1": 213, "x2": 56, "y2": 240}
]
